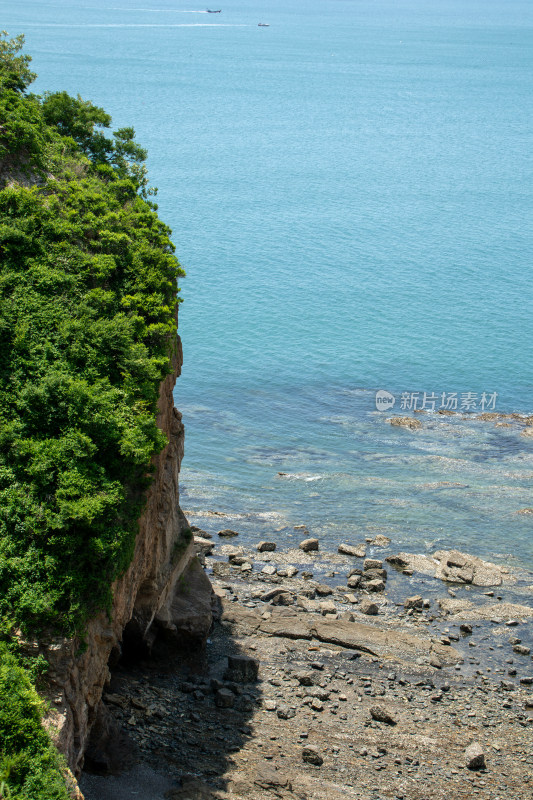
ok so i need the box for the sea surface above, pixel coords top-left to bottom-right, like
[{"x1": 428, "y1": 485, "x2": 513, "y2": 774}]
[{"x1": 4, "y1": 0, "x2": 533, "y2": 570}]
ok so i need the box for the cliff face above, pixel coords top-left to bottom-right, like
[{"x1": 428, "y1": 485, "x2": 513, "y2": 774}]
[{"x1": 40, "y1": 334, "x2": 212, "y2": 776}]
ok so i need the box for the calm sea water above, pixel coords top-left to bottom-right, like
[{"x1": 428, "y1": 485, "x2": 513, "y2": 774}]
[{"x1": 5, "y1": 0, "x2": 533, "y2": 569}]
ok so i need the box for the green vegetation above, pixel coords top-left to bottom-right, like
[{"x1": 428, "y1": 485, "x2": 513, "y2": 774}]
[
  {"x1": 0, "y1": 643, "x2": 70, "y2": 799},
  {"x1": 0, "y1": 33, "x2": 183, "y2": 797}
]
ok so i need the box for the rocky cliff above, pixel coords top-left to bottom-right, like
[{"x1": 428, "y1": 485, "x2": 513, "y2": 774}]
[{"x1": 37, "y1": 333, "x2": 213, "y2": 777}]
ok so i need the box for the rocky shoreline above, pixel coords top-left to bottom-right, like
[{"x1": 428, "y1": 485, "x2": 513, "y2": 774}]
[{"x1": 80, "y1": 529, "x2": 532, "y2": 800}]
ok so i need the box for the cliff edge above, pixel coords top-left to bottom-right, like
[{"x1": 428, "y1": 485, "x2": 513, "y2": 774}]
[{"x1": 42, "y1": 335, "x2": 213, "y2": 777}]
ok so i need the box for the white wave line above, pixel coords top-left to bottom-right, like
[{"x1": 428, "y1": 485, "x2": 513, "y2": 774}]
[
  {"x1": 106, "y1": 8, "x2": 212, "y2": 11},
  {"x1": 22, "y1": 23, "x2": 247, "y2": 28}
]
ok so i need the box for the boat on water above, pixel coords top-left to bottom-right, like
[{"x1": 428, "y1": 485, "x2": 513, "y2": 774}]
[
  {"x1": 206, "y1": 9, "x2": 221, "y2": 12},
  {"x1": 258, "y1": 22, "x2": 269, "y2": 26}
]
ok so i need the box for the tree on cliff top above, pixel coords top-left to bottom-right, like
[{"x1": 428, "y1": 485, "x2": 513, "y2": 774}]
[{"x1": 0, "y1": 31, "x2": 36, "y2": 92}]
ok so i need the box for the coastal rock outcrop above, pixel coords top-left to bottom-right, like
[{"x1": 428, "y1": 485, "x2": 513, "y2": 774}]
[{"x1": 386, "y1": 549, "x2": 514, "y2": 587}]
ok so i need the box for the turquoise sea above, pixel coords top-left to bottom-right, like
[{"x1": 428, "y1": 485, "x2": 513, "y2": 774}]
[{"x1": 4, "y1": 0, "x2": 533, "y2": 569}]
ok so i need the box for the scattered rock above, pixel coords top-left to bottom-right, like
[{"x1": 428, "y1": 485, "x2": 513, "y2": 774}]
[
  {"x1": 270, "y1": 591, "x2": 294, "y2": 606},
  {"x1": 224, "y1": 654, "x2": 259, "y2": 683},
  {"x1": 228, "y1": 554, "x2": 247, "y2": 566},
  {"x1": 365, "y1": 578, "x2": 386, "y2": 593},
  {"x1": 276, "y1": 703, "x2": 295, "y2": 720},
  {"x1": 387, "y1": 549, "x2": 514, "y2": 588},
  {"x1": 103, "y1": 692, "x2": 128, "y2": 709},
  {"x1": 385, "y1": 554, "x2": 410, "y2": 569},
  {"x1": 315, "y1": 584, "x2": 333, "y2": 597},
  {"x1": 252, "y1": 765, "x2": 292, "y2": 791},
  {"x1": 513, "y1": 644, "x2": 531, "y2": 655},
  {"x1": 319, "y1": 600, "x2": 337, "y2": 616},
  {"x1": 364, "y1": 558, "x2": 383, "y2": 571},
  {"x1": 257, "y1": 541, "x2": 277, "y2": 552},
  {"x1": 347, "y1": 574, "x2": 362, "y2": 589},
  {"x1": 404, "y1": 595, "x2": 423, "y2": 610},
  {"x1": 194, "y1": 536, "x2": 215, "y2": 556},
  {"x1": 302, "y1": 746, "x2": 323, "y2": 766},
  {"x1": 261, "y1": 564, "x2": 277, "y2": 576},
  {"x1": 370, "y1": 705, "x2": 397, "y2": 725},
  {"x1": 295, "y1": 671, "x2": 315, "y2": 687},
  {"x1": 215, "y1": 688, "x2": 234, "y2": 708},
  {"x1": 363, "y1": 566, "x2": 387, "y2": 578},
  {"x1": 218, "y1": 529, "x2": 239, "y2": 537},
  {"x1": 299, "y1": 538, "x2": 319, "y2": 552},
  {"x1": 261, "y1": 588, "x2": 294, "y2": 603},
  {"x1": 465, "y1": 742, "x2": 485, "y2": 771},
  {"x1": 277, "y1": 565, "x2": 299, "y2": 578},
  {"x1": 360, "y1": 598, "x2": 379, "y2": 616}
]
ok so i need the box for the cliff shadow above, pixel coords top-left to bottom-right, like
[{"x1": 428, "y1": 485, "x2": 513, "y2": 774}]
[{"x1": 79, "y1": 576, "x2": 263, "y2": 800}]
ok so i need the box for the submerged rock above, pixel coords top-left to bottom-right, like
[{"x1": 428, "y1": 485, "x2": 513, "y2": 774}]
[
  {"x1": 371, "y1": 534, "x2": 392, "y2": 547},
  {"x1": 338, "y1": 543, "x2": 366, "y2": 558},
  {"x1": 389, "y1": 416, "x2": 422, "y2": 430}
]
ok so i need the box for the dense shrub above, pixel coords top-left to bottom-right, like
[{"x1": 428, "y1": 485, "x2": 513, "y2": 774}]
[
  {"x1": 0, "y1": 33, "x2": 183, "y2": 635},
  {"x1": 0, "y1": 643, "x2": 70, "y2": 799},
  {"x1": 0, "y1": 32, "x2": 183, "y2": 797}
]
